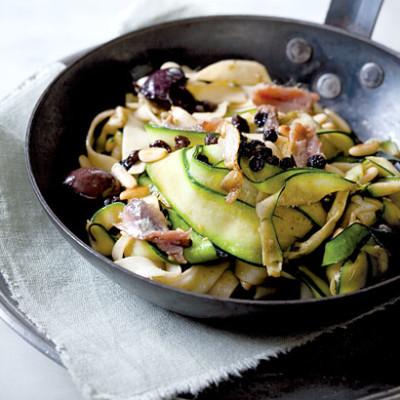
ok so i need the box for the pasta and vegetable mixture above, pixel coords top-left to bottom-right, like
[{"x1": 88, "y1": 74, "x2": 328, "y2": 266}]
[{"x1": 64, "y1": 59, "x2": 400, "y2": 300}]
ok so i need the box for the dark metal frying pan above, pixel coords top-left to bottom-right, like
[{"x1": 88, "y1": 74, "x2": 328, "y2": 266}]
[{"x1": 26, "y1": 0, "x2": 400, "y2": 330}]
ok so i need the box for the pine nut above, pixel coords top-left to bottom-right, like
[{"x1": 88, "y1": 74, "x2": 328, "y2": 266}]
[
  {"x1": 128, "y1": 161, "x2": 146, "y2": 175},
  {"x1": 321, "y1": 122, "x2": 336, "y2": 130},
  {"x1": 325, "y1": 164, "x2": 345, "y2": 177},
  {"x1": 361, "y1": 166, "x2": 379, "y2": 184},
  {"x1": 119, "y1": 186, "x2": 150, "y2": 201},
  {"x1": 349, "y1": 140, "x2": 380, "y2": 157},
  {"x1": 313, "y1": 113, "x2": 328, "y2": 125},
  {"x1": 278, "y1": 125, "x2": 290, "y2": 137},
  {"x1": 111, "y1": 162, "x2": 137, "y2": 189},
  {"x1": 139, "y1": 147, "x2": 169, "y2": 162}
]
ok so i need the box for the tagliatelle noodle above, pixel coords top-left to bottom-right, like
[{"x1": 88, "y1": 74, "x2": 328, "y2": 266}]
[{"x1": 85, "y1": 109, "x2": 120, "y2": 172}]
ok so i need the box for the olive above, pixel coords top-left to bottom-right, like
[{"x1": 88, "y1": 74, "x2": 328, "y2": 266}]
[
  {"x1": 139, "y1": 67, "x2": 196, "y2": 112},
  {"x1": 63, "y1": 167, "x2": 118, "y2": 199}
]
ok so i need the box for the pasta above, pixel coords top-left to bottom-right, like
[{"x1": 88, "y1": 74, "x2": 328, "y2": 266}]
[{"x1": 64, "y1": 59, "x2": 400, "y2": 300}]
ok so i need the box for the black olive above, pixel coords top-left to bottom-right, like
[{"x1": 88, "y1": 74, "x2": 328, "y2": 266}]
[
  {"x1": 139, "y1": 67, "x2": 196, "y2": 112},
  {"x1": 63, "y1": 167, "x2": 117, "y2": 200}
]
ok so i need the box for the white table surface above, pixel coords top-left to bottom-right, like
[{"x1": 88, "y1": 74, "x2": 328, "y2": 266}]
[{"x1": 1, "y1": 1, "x2": 399, "y2": 399}]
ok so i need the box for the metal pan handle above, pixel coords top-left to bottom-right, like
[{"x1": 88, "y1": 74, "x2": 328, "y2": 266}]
[{"x1": 325, "y1": 0, "x2": 384, "y2": 39}]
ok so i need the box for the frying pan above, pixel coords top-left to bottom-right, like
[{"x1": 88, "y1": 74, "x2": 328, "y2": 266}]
[{"x1": 26, "y1": 0, "x2": 400, "y2": 330}]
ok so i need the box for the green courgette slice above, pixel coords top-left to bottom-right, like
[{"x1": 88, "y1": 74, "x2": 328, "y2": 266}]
[
  {"x1": 382, "y1": 197, "x2": 400, "y2": 227},
  {"x1": 91, "y1": 202, "x2": 125, "y2": 229},
  {"x1": 335, "y1": 251, "x2": 369, "y2": 294},
  {"x1": 317, "y1": 130, "x2": 356, "y2": 159},
  {"x1": 364, "y1": 156, "x2": 400, "y2": 177},
  {"x1": 366, "y1": 176, "x2": 400, "y2": 197},
  {"x1": 277, "y1": 171, "x2": 355, "y2": 207},
  {"x1": 146, "y1": 148, "x2": 263, "y2": 264},
  {"x1": 167, "y1": 209, "x2": 224, "y2": 264},
  {"x1": 298, "y1": 266, "x2": 331, "y2": 298},
  {"x1": 188, "y1": 146, "x2": 258, "y2": 206},
  {"x1": 87, "y1": 223, "x2": 116, "y2": 256},
  {"x1": 322, "y1": 223, "x2": 370, "y2": 266}
]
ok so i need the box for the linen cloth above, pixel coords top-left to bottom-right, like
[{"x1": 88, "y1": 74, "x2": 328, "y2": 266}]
[{"x1": 0, "y1": 3, "x2": 392, "y2": 400}]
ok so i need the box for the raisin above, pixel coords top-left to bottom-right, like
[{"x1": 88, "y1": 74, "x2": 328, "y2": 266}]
[
  {"x1": 104, "y1": 195, "x2": 121, "y2": 206},
  {"x1": 239, "y1": 141, "x2": 253, "y2": 159},
  {"x1": 249, "y1": 156, "x2": 265, "y2": 172},
  {"x1": 307, "y1": 154, "x2": 326, "y2": 169},
  {"x1": 279, "y1": 156, "x2": 296, "y2": 169},
  {"x1": 197, "y1": 154, "x2": 210, "y2": 164},
  {"x1": 255, "y1": 146, "x2": 272, "y2": 160},
  {"x1": 239, "y1": 139, "x2": 265, "y2": 159},
  {"x1": 120, "y1": 150, "x2": 139, "y2": 170},
  {"x1": 254, "y1": 110, "x2": 268, "y2": 127},
  {"x1": 232, "y1": 113, "x2": 250, "y2": 133},
  {"x1": 266, "y1": 155, "x2": 280, "y2": 166},
  {"x1": 174, "y1": 135, "x2": 191, "y2": 150},
  {"x1": 263, "y1": 128, "x2": 278, "y2": 142},
  {"x1": 205, "y1": 133, "x2": 219, "y2": 145},
  {"x1": 150, "y1": 140, "x2": 172, "y2": 153}
]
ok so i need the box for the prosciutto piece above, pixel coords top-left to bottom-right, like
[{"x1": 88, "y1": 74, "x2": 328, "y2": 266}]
[
  {"x1": 257, "y1": 104, "x2": 279, "y2": 130},
  {"x1": 116, "y1": 198, "x2": 191, "y2": 263},
  {"x1": 202, "y1": 117, "x2": 225, "y2": 133},
  {"x1": 252, "y1": 84, "x2": 320, "y2": 113},
  {"x1": 289, "y1": 121, "x2": 324, "y2": 167}
]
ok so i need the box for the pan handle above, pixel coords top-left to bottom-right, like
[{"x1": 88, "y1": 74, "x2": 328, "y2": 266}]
[{"x1": 325, "y1": 0, "x2": 384, "y2": 39}]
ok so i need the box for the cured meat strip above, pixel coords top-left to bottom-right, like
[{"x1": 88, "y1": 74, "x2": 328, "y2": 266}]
[
  {"x1": 289, "y1": 121, "x2": 324, "y2": 167},
  {"x1": 252, "y1": 85, "x2": 320, "y2": 113},
  {"x1": 116, "y1": 198, "x2": 191, "y2": 263},
  {"x1": 257, "y1": 104, "x2": 279, "y2": 130}
]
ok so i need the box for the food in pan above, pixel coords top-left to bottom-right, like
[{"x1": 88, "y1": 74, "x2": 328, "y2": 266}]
[{"x1": 64, "y1": 59, "x2": 400, "y2": 300}]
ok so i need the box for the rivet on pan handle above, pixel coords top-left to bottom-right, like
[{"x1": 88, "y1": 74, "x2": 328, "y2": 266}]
[{"x1": 325, "y1": 0, "x2": 384, "y2": 39}]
